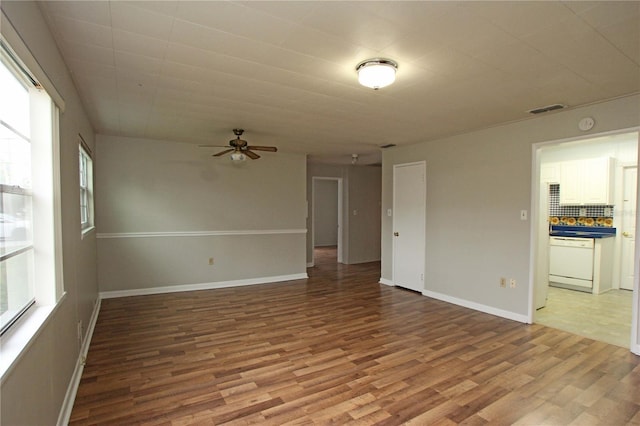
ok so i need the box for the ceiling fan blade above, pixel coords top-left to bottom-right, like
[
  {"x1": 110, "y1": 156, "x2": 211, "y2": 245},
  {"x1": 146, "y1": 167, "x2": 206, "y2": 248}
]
[
  {"x1": 247, "y1": 145, "x2": 277, "y2": 152},
  {"x1": 244, "y1": 150, "x2": 260, "y2": 160},
  {"x1": 213, "y1": 148, "x2": 235, "y2": 157},
  {"x1": 199, "y1": 144, "x2": 230, "y2": 148}
]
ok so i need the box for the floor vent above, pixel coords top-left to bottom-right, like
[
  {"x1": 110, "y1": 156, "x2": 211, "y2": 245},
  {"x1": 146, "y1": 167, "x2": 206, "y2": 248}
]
[{"x1": 528, "y1": 104, "x2": 567, "y2": 114}]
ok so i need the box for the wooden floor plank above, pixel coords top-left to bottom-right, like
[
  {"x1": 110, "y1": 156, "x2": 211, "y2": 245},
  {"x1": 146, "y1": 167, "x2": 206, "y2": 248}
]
[{"x1": 70, "y1": 247, "x2": 640, "y2": 425}]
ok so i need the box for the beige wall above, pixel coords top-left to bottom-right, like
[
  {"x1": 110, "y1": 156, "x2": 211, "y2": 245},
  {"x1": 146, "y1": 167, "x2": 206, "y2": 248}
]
[
  {"x1": 1, "y1": 2, "x2": 99, "y2": 425},
  {"x1": 95, "y1": 136, "x2": 307, "y2": 293},
  {"x1": 347, "y1": 165, "x2": 382, "y2": 264},
  {"x1": 382, "y1": 94, "x2": 640, "y2": 319}
]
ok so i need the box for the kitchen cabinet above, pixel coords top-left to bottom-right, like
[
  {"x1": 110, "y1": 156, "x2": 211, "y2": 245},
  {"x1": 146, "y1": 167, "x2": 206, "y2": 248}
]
[
  {"x1": 540, "y1": 162, "x2": 560, "y2": 183},
  {"x1": 559, "y1": 157, "x2": 614, "y2": 205},
  {"x1": 559, "y1": 161, "x2": 581, "y2": 204}
]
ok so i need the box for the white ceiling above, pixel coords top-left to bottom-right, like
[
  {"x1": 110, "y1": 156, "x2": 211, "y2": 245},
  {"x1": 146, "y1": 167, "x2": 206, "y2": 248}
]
[{"x1": 39, "y1": 1, "x2": 639, "y2": 165}]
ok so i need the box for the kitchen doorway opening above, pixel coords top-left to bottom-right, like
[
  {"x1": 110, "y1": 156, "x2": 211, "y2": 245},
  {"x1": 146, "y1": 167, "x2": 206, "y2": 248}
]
[
  {"x1": 312, "y1": 177, "x2": 343, "y2": 265},
  {"x1": 531, "y1": 129, "x2": 639, "y2": 351}
]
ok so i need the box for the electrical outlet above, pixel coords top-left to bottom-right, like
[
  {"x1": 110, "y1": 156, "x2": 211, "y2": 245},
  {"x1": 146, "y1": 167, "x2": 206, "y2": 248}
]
[
  {"x1": 579, "y1": 208, "x2": 587, "y2": 216},
  {"x1": 208, "y1": 257, "x2": 214, "y2": 265},
  {"x1": 510, "y1": 279, "x2": 516, "y2": 288},
  {"x1": 500, "y1": 277, "x2": 507, "y2": 288},
  {"x1": 604, "y1": 207, "x2": 612, "y2": 216}
]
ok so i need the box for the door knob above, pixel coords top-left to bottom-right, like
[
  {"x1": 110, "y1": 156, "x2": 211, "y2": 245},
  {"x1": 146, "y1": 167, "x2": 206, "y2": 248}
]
[
  {"x1": 623, "y1": 231, "x2": 633, "y2": 238},
  {"x1": 394, "y1": 232, "x2": 399, "y2": 237}
]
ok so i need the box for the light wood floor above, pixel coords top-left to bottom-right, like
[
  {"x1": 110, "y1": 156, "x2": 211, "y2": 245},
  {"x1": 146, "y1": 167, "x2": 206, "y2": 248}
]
[
  {"x1": 536, "y1": 286, "x2": 633, "y2": 348},
  {"x1": 71, "y1": 247, "x2": 640, "y2": 425}
]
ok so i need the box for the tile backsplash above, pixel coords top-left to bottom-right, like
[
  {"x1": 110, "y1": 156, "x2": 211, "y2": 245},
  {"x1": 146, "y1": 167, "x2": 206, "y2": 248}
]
[{"x1": 548, "y1": 184, "x2": 614, "y2": 227}]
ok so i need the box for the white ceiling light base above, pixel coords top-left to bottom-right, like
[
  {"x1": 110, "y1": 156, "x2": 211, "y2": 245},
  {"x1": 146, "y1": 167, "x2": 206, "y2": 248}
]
[{"x1": 356, "y1": 59, "x2": 398, "y2": 90}]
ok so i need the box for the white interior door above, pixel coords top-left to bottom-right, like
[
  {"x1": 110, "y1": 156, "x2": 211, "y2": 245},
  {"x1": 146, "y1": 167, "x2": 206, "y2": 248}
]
[
  {"x1": 621, "y1": 166, "x2": 637, "y2": 290},
  {"x1": 393, "y1": 162, "x2": 425, "y2": 292}
]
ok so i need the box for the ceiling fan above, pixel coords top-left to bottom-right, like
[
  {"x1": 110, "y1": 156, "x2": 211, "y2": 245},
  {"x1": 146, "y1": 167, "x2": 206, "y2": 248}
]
[{"x1": 200, "y1": 129, "x2": 277, "y2": 161}]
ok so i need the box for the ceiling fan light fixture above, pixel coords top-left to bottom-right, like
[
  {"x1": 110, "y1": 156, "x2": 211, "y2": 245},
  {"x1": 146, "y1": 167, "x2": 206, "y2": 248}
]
[
  {"x1": 204, "y1": 129, "x2": 277, "y2": 161},
  {"x1": 230, "y1": 152, "x2": 247, "y2": 162},
  {"x1": 356, "y1": 59, "x2": 397, "y2": 90}
]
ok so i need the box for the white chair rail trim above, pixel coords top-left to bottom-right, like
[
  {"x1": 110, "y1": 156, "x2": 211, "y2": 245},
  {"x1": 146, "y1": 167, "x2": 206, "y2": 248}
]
[{"x1": 97, "y1": 229, "x2": 308, "y2": 239}]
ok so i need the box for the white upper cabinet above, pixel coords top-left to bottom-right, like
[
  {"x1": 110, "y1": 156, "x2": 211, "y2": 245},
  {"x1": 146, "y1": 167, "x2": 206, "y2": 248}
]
[
  {"x1": 559, "y1": 157, "x2": 614, "y2": 205},
  {"x1": 540, "y1": 162, "x2": 560, "y2": 183},
  {"x1": 559, "y1": 160, "x2": 582, "y2": 204}
]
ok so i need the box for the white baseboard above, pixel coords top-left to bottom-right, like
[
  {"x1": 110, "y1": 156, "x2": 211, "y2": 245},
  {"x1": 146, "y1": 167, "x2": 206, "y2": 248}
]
[
  {"x1": 379, "y1": 278, "x2": 394, "y2": 286},
  {"x1": 347, "y1": 258, "x2": 381, "y2": 265},
  {"x1": 422, "y1": 289, "x2": 529, "y2": 324},
  {"x1": 307, "y1": 262, "x2": 314, "y2": 267},
  {"x1": 631, "y1": 343, "x2": 640, "y2": 356},
  {"x1": 57, "y1": 297, "x2": 101, "y2": 426},
  {"x1": 99, "y1": 273, "x2": 309, "y2": 299}
]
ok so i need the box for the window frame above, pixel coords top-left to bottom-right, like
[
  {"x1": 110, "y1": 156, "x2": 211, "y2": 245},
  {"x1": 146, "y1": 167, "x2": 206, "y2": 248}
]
[
  {"x1": 79, "y1": 136, "x2": 94, "y2": 234},
  {"x1": 0, "y1": 29, "x2": 64, "y2": 381},
  {"x1": 0, "y1": 44, "x2": 37, "y2": 335}
]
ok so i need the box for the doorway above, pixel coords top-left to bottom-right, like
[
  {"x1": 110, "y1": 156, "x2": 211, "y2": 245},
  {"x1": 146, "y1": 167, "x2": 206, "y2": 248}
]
[
  {"x1": 392, "y1": 162, "x2": 426, "y2": 292},
  {"x1": 312, "y1": 177, "x2": 343, "y2": 264},
  {"x1": 532, "y1": 130, "x2": 639, "y2": 349}
]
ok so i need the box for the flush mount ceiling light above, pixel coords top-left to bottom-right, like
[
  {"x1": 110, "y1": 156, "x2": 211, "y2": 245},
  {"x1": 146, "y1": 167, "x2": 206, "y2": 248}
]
[{"x1": 356, "y1": 59, "x2": 398, "y2": 90}]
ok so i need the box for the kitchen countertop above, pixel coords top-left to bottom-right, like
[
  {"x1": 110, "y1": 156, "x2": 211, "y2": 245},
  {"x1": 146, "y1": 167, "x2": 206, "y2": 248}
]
[{"x1": 550, "y1": 225, "x2": 616, "y2": 239}]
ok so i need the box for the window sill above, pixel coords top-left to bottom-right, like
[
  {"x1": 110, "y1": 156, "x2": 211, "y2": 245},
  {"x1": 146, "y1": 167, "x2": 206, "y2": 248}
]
[
  {"x1": 0, "y1": 292, "x2": 66, "y2": 384},
  {"x1": 81, "y1": 226, "x2": 95, "y2": 240}
]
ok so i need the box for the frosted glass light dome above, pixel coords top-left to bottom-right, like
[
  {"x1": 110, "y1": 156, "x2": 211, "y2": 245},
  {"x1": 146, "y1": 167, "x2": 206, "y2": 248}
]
[
  {"x1": 356, "y1": 59, "x2": 398, "y2": 90},
  {"x1": 230, "y1": 152, "x2": 247, "y2": 162}
]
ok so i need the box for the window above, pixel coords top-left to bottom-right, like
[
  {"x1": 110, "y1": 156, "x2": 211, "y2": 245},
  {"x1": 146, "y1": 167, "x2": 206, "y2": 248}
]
[
  {"x1": 79, "y1": 138, "x2": 93, "y2": 232},
  {"x1": 0, "y1": 47, "x2": 35, "y2": 333},
  {"x1": 0, "y1": 40, "x2": 58, "y2": 335}
]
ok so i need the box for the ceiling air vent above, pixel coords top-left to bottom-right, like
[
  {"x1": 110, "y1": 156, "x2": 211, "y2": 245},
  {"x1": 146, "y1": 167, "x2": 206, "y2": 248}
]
[
  {"x1": 527, "y1": 104, "x2": 567, "y2": 115},
  {"x1": 380, "y1": 143, "x2": 396, "y2": 149}
]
